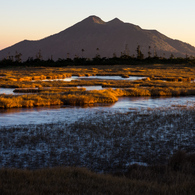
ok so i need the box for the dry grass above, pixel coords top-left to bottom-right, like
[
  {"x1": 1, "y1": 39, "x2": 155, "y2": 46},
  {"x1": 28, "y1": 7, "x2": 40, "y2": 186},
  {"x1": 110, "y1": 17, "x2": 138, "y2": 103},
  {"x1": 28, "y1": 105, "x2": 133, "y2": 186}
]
[
  {"x1": 13, "y1": 87, "x2": 86, "y2": 93},
  {"x1": 1, "y1": 64, "x2": 195, "y2": 78},
  {"x1": 1, "y1": 86, "x2": 195, "y2": 108},
  {"x1": 0, "y1": 152, "x2": 194, "y2": 195},
  {"x1": 0, "y1": 64, "x2": 195, "y2": 109},
  {"x1": 1, "y1": 65, "x2": 194, "y2": 194},
  {"x1": 0, "y1": 89, "x2": 120, "y2": 108}
]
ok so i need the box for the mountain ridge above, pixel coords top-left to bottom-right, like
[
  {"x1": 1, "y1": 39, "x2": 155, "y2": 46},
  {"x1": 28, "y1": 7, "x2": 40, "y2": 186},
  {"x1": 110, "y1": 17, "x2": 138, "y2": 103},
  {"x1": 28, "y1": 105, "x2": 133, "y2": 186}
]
[{"x1": 1, "y1": 15, "x2": 195, "y2": 61}]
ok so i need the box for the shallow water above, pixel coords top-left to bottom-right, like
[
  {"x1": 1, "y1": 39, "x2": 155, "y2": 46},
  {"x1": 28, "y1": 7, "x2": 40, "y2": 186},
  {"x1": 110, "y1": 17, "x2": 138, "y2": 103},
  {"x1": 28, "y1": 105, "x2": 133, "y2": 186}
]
[
  {"x1": 112, "y1": 96, "x2": 195, "y2": 110},
  {"x1": 42, "y1": 75, "x2": 145, "y2": 81},
  {"x1": 77, "y1": 85, "x2": 103, "y2": 90},
  {"x1": 1, "y1": 75, "x2": 144, "y2": 94},
  {"x1": 0, "y1": 96, "x2": 194, "y2": 127},
  {"x1": 42, "y1": 76, "x2": 78, "y2": 82},
  {"x1": 0, "y1": 95, "x2": 194, "y2": 171},
  {"x1": 0, "y1": 88, "x2": 33, "y2": 95},
  {"x1": 78, "y1": 75, "x2": 145, "y2": 80},
  {"x1": 0, "y1": 103, "x2": 194, "y2": 171},
  {"x1": 0, "y1": 86, "x2": 103, "y2": 94},
  {"x1": 0, "y1": 88, "x2": 14, "y2": 94}
]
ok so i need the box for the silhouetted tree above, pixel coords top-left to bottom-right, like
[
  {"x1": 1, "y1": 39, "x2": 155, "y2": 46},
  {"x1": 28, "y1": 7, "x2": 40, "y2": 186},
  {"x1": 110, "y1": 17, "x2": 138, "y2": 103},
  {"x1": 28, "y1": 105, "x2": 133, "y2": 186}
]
[
  {"x1": 169, "y1": 53, "x2": 174, "y2": 59},
  {"x1": 96, "y1": 48, "x2": 100, "y2": 58},
  {"x1": 124, "y1": 44, "x2": 130, "y2": 56},
  {"x1": 136, "y1": 45, "x2": 144, "y2": 59},
  {"x1": 6, "y1": 52, "x2": 10, "y2": 60},
  {"x1": 81, "y1": 49, "x2": 85, "y2": 58},
  {"x1": 36, "y1": 50, "x2": 42, "y2": 60},
  {"x1": 148, "y1": 46, "x2": 151, "y2": 58},
  {"x1": 15, "y1": 51, "x2": 22, "y2": 62},
  {"x1": 112, "y1": 52, "x2": 117, "y2": 58},
  {"x1": 153, "y1": 46, "x2": 158, "y2": 57}
]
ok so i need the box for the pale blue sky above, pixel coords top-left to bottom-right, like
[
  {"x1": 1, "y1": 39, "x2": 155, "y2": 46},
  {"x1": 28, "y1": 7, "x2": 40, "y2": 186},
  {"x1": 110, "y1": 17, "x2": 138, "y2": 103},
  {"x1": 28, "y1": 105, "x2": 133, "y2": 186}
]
[{"x1": 1, "y1": 0, "x2": 195, "y2": 50}]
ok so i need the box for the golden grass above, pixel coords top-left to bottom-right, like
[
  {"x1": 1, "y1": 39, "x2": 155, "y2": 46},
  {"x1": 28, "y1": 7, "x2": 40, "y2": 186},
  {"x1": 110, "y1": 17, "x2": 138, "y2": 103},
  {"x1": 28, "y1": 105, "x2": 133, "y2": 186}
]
[
  {"x1": 1, "y1": 86, "x2": 195, "y2": 108},
  {"x1": 0, "y1": 64, "x2": 195, "y2": 81},
  {"x1": 13, "y1": 87, "x2": 86, "y2": 93},
  {"x1": 0, "y1": 94, "x2": 63, "y2": 108},
  {"x1": 0, "y1": 89, "x2": 119, "y2": 108},
  {"x1": 0, "y1": 64, "x2": 195, "y2": 108}
]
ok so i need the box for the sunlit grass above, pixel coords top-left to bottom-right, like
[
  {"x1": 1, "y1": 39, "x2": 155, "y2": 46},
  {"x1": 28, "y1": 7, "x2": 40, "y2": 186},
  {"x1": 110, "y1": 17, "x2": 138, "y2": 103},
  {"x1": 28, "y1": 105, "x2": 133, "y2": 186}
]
[
  {"x1": 1, "y1": 86, "x2": 195, "y2": 108},
  {"x1": 0, "y1": 65, "x2": 194, "y2": 194},
  {"x1": 0, "y1": 64, "x2": 195, "y2": 108},
  {"x1": 0, "y1": 89, "x2": 120, "y2": 108}
]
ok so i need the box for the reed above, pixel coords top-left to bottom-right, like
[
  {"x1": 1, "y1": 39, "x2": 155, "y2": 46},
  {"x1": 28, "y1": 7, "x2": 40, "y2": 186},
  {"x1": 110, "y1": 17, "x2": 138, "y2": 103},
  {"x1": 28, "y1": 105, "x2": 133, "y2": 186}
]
[
  {"x1": 0, "y1": 152, "x2": 194, "y2": 195},
  {"x1": 1, "y1": 85, "x2": 195, "y2": 108},
  {"x1": 0, "y1": 64, "x2": 195, "y2": 109},
  {"x1": 0, "y1": 89, "x2": 119, "y2": 108}
]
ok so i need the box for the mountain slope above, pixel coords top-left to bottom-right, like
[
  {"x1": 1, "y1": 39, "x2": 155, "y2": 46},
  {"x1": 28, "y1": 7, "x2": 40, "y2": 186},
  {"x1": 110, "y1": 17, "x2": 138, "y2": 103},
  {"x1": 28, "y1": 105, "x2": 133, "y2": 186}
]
[{"x1": 1, "y1": 15, "x2": 195, "y2": 60}]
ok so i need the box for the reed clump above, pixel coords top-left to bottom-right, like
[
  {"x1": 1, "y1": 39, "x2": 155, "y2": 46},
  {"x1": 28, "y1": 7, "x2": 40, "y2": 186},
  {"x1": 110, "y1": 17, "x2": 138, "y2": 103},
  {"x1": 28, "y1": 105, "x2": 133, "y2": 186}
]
[
  {"x1": 0, "y1": 89, "x2": 119, "y2": 108},
  {"x1": 0, "y1": 64, "x2": 195, "y2": 109},
  {"x1": 1, "y1": 86, "x2": 195, "y2": 109},
  {"x1": 0, "y1": 96, "x2": 23, "y2": 108},
  {"x1": 13, "y1": 87, "x2": 86, "y2": 93},
  {"x1": 61, "y1": 89, "x2": 118, "y2": 105},
  {"x1": 0, "y1": 94, "x2": 64, "y2": 108}
]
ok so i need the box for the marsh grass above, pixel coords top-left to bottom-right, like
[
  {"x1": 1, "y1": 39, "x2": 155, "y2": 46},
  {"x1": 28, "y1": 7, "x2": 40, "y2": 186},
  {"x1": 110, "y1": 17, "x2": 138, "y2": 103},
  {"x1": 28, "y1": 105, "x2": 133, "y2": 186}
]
[
  {"x1": 0, "y1": 155, "x2": 194, "y2": 195},
  {"x1": 0, "y1": 64, "x2": 195, "y2": 108},
  {"x1": 0, "y1": 107, "x2": 194, "y2": 171},
  {"x1": 0, "y1": 108, "x2": 194, "y2": 194},
  {"x1": 0, "y1": 65, "x2": 195, "y2": 194},
  {"x1": 13, "y1": 87, "x2": 86, "y2": 93},
  {"x1": 0, "y1": 89, "x2": 120, "y2": 108},
  {"x1": 1, "y1": 86, "x2": 195, "y2": 108}
]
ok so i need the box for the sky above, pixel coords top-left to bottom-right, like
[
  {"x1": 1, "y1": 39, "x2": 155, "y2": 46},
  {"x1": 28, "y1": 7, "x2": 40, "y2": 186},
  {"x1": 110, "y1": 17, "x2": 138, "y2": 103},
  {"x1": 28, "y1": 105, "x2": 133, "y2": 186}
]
[{"x1": 1, "y1": 0, "x2": 195, "y2": 50}]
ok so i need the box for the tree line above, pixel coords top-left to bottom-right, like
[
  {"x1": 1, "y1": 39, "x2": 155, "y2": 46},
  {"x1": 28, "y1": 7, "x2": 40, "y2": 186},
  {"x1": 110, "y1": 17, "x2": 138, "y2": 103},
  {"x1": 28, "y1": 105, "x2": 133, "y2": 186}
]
[{"x1": 0, "y1": 46, "x2": 195, "y2": 67}]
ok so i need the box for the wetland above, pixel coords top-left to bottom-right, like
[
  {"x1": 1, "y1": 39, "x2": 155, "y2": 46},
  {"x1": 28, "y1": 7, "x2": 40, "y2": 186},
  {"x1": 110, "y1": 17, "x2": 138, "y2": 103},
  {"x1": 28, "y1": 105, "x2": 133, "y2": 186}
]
[{"x1": 0, "y1": 64, "x2": 194, "y2": 194}]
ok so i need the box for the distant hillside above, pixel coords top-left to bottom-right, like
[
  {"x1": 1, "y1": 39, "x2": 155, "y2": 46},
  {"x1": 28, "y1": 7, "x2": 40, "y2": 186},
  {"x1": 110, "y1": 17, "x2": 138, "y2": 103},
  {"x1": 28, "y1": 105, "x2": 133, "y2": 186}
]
[{"x1": 1, "y1": 15, "x2": 195, "y2": 61}]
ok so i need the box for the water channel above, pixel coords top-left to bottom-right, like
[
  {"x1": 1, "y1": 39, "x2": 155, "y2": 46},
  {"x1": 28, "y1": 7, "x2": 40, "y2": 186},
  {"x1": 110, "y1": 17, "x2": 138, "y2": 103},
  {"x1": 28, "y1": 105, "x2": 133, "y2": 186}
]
[
  {"x1": 0, "y1": 75, "x2": 194, "y2": 127},
  {"x1": 0, "y1": 75, "x2": 195, "y2": 171},
  {"x1": 42, "y1": 75, "x2": 146, "y2": 81},
  {"x1": 0, "y1": 96, "x2": 194, "y2": 127}
]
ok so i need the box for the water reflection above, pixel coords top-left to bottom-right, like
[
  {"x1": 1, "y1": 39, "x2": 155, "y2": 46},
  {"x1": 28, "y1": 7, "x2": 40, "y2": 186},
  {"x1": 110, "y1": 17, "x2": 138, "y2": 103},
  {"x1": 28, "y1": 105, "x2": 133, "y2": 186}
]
[
  {"x1": 0, "y1": 96, "x2": 194, "y2": 127},
  {"x1": 0, "y1": 88, "x2": 15, "y2": 94},
  {"x1": 78, "y1": 75, "x2": 145, "y2": 80},
  {"x1": 41, "y1": 76, "x2": 78, "y2": 82},
  {"x1": 112, "y1": 96, "x2": 195, "y2": 109},
  {"x1": 0, "y1": 88, "x2": 29, "y2": 95},
  {"x1": 77, "y1": 86, "x2": 103, "y2": 90},
  {"x1": 41, "y1": 75, "x2": 145, "y2": 81}
]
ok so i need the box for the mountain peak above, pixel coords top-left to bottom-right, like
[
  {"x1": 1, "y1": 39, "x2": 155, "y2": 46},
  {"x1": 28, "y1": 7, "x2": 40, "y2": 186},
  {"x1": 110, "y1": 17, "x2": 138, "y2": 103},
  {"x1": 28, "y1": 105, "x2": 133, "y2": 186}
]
[
  {"x1": 108, "y1": 18, "x2": 123, "y2": 25},
  {"x1": 92, "y1": 16, "x2": 105, "y2": 24},
  {"x1": 85, "y1": 15, "x2": 105, "y2": 24},
  {"x1": 82, "y1": 16, "x2": 124, "y2": 25},
  {"x1": 1, "y1": 15, "x2": 195, "y2": 60}
]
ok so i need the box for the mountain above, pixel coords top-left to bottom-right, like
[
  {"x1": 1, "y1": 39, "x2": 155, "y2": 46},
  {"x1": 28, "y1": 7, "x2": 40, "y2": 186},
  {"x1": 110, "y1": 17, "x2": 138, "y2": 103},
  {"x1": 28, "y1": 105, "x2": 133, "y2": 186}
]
[{"x1": 1, "y1": 15, "x2": 195, "y2": 61}]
